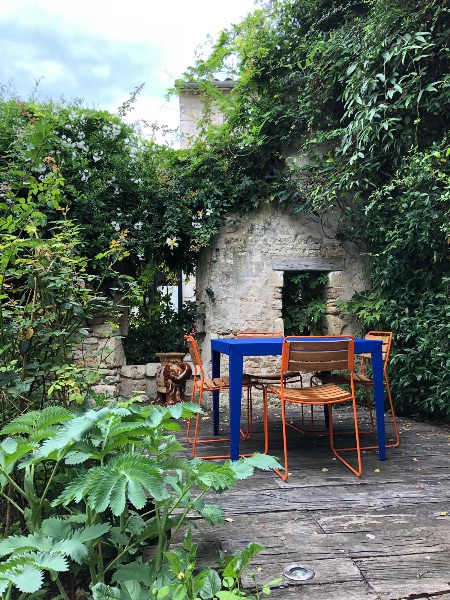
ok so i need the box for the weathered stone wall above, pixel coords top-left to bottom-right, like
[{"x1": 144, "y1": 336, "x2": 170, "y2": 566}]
[{"x1": 196, "y1": 203, "x2": 368, "y2": 373}]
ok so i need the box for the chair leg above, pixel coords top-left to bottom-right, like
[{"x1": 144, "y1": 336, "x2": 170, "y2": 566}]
[
  {"x1": 273, "y1": 399, "x2": 290, "y2": 481},
  {"x1": 189, "y1": 384, "x2": 269, "y2": 460},
  {"x1": 347, "y1": 381, "x2": 400, "y2": 451},
  {"x1": 328, "y1": 403, "x2": 362, "y2": 477},
  {"x1": 262, "y1": 385, "x2": 269, "y2": 455},
  {"x1": 385, "y1": 379, "x2": 400, "y2": 447}
]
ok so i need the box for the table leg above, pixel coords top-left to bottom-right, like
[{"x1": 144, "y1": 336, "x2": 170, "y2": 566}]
[
  {"x1": 229, "y1": 347, "x2": 243, "y2": 461},
  {"x1": 372, "y1": 344, "x2": 386, "y2": 460},
  {"x1": 211, "y1": 349, "x2": 220, "y2": 436}
]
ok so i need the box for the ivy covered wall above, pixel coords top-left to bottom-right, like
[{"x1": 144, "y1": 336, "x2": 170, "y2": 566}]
[{"x1": 174, "y1": 0, "x2": 450, "y2": 420}]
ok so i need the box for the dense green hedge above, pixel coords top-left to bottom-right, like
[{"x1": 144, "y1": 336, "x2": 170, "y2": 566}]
[{"x1": 174, "y1": 0, "x2": 450, "y2": 420}]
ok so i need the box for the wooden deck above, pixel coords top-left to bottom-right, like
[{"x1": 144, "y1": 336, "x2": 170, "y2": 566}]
[{"x1": 180, "y1": 404, "x2": 450, "y2": 600}]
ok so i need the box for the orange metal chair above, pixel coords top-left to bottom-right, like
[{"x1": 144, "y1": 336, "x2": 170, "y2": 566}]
[
  {"x1": 267, "y1": 336, "x2": 363, "y2": 480},
  {"x1": 237, "y1": 331, "x2": 303, "y2": 438},
  {"x1": 313, "y1": 331, "x2": 399, "y2": 448},
  {"x1": 184, "y1": 335, "x2": 267, "y2": 459},
  {"x1": 237, "y1": 331, "x2": 302, "y2": 387}
]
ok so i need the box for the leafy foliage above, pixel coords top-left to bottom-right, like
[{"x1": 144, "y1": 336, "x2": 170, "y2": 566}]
[
  {"x1": 174, "y1": 0, "x2": 450, "y2": 420},
  {"x1": 0, "y1": 403, "x2": 281, "y2": 598},
  {"x1": 282, "y1": 272, "x2": 328, "y2": 335},
  {"x1": 124, "y1": 289, "x2": 201, "y2": 364}
]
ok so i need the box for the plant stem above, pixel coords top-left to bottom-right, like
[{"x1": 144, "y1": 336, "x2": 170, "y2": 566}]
[
  {"x1": 0, "y1": 470, "x2": 26, "y2": 504},
  {"x1": 55, "y1": 576, "x2": 70, "y2": 600},
  {"x1": 0, "y1": 491, "x2": 24, "y2": 517},
  {"x1": 39, "y1": 457, "x2": 62, "y2": 511}
]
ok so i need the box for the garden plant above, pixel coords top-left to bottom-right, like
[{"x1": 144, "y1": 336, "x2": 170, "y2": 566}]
[{"x1": 0, "y1": 402, "x2": 280, "y2": 599}]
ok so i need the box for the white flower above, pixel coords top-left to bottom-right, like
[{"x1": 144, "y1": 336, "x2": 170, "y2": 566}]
[
  {"x1": 133, "y1": 221, "x2": 143, "y2": 230},
  {"x1": 166, "y1": 237, "x2": 179, "y2": 249},
  {"x1": 111, "y1": 221, "x2": 121, "y2": 231},
  {"x1": 206, "y1": 208, "x2": 213, "y2": 216}
]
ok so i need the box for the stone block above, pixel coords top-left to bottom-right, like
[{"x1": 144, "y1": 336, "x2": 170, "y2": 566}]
[
  {"x1": 93, "y1": 384, "x2": 118, "y2": 398},
  {"x1": 120, "y1": 365, "x2": 146, "y2": 379},
  {"x1": 146, "y1": 363, "x2": 160, "y2": 377}
]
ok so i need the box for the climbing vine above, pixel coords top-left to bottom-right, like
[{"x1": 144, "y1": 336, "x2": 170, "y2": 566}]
[{"x1": 174, "y1": 0, "x2": 450, "y2": 420}]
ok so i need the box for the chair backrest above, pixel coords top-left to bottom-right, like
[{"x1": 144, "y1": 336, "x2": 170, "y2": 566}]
[
  {"x1": 365, "y1": 331, "x2": 392, "y2": 364},
  {"x1": 281, "y1": 336, "x2": 354, "y2": 374},
  {"x1": 237, "y1": 331, "x2": 283, "y2": 337},
  {"x1": 184, "y1": 335, "x2": 206, "y2": 390},
  {"x1": 184, "y1": 335, "x2": 202, "y2": 366}
]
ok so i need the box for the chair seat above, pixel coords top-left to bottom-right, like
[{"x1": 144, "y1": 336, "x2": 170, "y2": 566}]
[
  {"x1": 202, "y1": 374, "x2": 253, "y2": 390},
  {"x1": 268, "y1": 382, "x2": 353, "y2": 404}
]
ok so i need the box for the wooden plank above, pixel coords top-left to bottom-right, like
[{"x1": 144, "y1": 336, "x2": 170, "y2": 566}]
[
  {"x1": 272, "y1": 257, "x2": 345, "y2": 271},
  {"x1": 266, "y1": 581, "x2": 381, "y2": 599},
  {"x1": 356, "y1": 552, "x2": 450, "y2": 599},
  {"x1": 175, "y1": 411, "x2": 450, "y2": 599}
]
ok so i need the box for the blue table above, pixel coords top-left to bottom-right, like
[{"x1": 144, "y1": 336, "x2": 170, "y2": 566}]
[{"x1": 211, "y1": 337, "x2": 386, "y2": 461}]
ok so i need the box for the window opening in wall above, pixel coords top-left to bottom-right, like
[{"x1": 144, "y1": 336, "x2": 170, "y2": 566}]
[{"x1": 282, "y1": 271, "x2": 328, "y2": 335}]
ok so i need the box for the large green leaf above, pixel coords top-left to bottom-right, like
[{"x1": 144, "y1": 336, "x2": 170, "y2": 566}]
[
  {"x1": 31, "y1": 552, "x2": 68, "y2": 572},
  {"x1": 1, "y1": 438, "x2": 17, "y2": 454},
  {"x1": 199, "y1": 569, "x2": 222, "y2": 600},
  {"x1": 91, "y1": 582, "x2": 122, "y2": 599},
  {"x1": 157, "y1": 435, "x2": 184, "y2": 457},
  {"x1": 73, "y1": 523, "x2": 111, "y2": 543},
  {"x1": 8, "y1": 565, "x2": 43, "y2": 593},
  {"x1": 126, "y1": 480, "x2": 147, "y2": 511},
  {"x1": 0, "y1": 406, "x2": 73, "y2": 441},
  {"x1": 0, "y1": 535, "x2": 41, "y2": 557},
  {"x1": 108, "y1": 475, "x2": 127, "y2": 516},
  {"x1": 52, "y1": 539, "x2": 88, "y2": 564},
  {"x1": 41, "y1": 518, "x2": 72, "y2": 541},
  {"x1": 243, "y1": 453, "x2": 282, "y2": 471},
  {"x1": 111, "y1": 562, "x2": 153, "y2": 586},
  {"x1": 64, "y1": 451, "x2": 93, "y2": 465}
]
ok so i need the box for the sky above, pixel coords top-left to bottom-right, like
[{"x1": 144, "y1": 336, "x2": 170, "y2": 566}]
[{"x1": 0, "y1": 0, "x2": 257, "y2": 145}]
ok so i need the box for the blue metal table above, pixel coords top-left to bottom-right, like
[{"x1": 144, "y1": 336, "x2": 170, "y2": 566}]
[{"x1": 211, "y1": 337, "x2": 386, "y2": 461}]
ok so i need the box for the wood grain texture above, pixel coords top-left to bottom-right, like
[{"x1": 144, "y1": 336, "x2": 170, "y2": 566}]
[{"x1": 178, "y1": 406, "x2": 450, "y2": 599}]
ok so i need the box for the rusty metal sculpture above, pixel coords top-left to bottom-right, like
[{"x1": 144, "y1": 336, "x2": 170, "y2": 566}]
[
  {"x1": 155, "y1": 352, "x2": 192, "y2": 405},
  {"x1": 164, "y1": 361, "x2": 192, "y2": 405}
]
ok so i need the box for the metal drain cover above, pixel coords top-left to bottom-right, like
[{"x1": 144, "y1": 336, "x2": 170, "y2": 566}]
[{"x1": 283, "y1": 564, "x2": 315, "y2": 581}]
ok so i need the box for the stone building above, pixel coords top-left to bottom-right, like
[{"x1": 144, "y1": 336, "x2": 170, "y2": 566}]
[{"x1": 178, "y1": 83, "x2": 369, "y2": 371}]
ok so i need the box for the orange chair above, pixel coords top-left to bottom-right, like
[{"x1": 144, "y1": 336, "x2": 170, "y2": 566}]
[
  {"x1": 237, "y1": 331, "x2": 303, "y2": 438},
  {"x1": 267, "y1": 336, "x2": 362, "y2": 480},
  {"x1": 314, "y1": 331, "x2": 399, "y2": 448},
  {"x1": 184, "y1": 335, "x2": 267, "y2": 459},
  {"x1": 237, "y1": 331, "x2": 302, "y2": 387}
]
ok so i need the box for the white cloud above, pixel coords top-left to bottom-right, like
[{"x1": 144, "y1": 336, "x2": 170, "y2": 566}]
[{"x1": 0, "y1": 0, "x2": 257, "y2": 142}]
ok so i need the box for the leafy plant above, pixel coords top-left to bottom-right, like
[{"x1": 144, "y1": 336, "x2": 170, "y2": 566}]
[
  {"x1": 124, "y1": 289, "x2": 201, "y2": 364},
  {"x1": 282, "y1": 272, "x2": 328, "y2": 335},
  {"x1": 0, "y1": 403, "x2": 281, "y2": 598},
  {"x1": 0, "y1": 113, "x2": 132, "y2": 420}
]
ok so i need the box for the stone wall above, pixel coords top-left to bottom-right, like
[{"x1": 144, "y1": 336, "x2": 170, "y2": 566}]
[{"x1": 195, "y1": 203, "x2": 368, "y2": 374}]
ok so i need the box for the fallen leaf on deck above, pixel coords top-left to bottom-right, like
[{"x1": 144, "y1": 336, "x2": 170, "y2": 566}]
[
  {"x1": 322, "y1": 468, "x2": 329, "y2": 472},
  {"x1": 224, "y1": 518, "x2": 234, "y2": 522}
]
